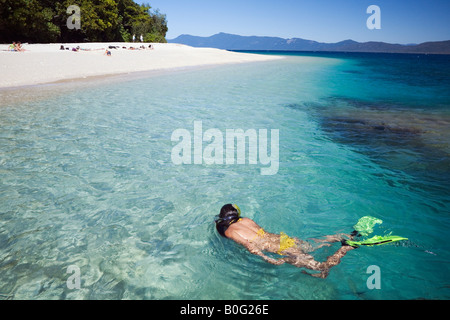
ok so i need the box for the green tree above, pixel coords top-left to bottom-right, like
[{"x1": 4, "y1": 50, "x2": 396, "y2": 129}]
[
  {"x1": 56, "y1": 0, "x2": 121, "y2": 42},
  {"x1": 0, "y1": 0, "x2": 60, "y2": 43},
  {"x1": 0, "y1": 0, "x2": 168, "y2": 43},
  {"x1": 130, "y1": 5, "x2": 168, "y2": 43}
]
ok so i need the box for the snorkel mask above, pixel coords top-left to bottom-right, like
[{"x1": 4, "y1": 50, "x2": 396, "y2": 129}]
[{"x1": 215, "y1": 204, "x2": 241, "y2": 225}]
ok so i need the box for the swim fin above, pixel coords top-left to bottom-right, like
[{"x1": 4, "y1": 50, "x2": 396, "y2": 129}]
[
  {"x1": 345, "y1": 235, "x2": 408, "y2": 248},
  {"x1": 353, "y1": 216, "x2": 383, "y2": 237}
]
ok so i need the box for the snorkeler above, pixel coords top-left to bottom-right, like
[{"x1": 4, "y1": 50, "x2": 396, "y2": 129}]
[
  {"x1": 215, "y1": 204, "x2": 357, "y2": 278},
  {"x1": 215, "y1": 204, "x2": 408, "y2": 278}
]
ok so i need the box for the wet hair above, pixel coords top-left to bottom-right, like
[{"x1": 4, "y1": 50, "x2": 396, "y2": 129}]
[{"x1": 215, "y1": 204, "x2": 241, "y2": 238}]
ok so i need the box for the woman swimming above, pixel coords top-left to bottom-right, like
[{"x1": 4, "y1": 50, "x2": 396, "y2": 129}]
[{"x1": 215, "y1": 204, "x2": 355, "y2": 278}]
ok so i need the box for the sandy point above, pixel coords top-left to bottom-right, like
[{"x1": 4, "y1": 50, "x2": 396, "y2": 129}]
[{"x1": 0, "y1": 42, "x2": 283, "y2": 89}]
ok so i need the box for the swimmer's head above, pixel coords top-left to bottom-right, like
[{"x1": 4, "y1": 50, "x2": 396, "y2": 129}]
[
  {"x1": 218, "y1": 203, "x2": 241, "y2": 222},
  {"x1": 215, "y1": 204, "x2": 241, "y2": 237}
]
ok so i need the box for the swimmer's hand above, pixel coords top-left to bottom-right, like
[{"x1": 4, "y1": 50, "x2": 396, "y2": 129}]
[{"x1": 264, "y1": 257, "x2": 285, "y2": 265}]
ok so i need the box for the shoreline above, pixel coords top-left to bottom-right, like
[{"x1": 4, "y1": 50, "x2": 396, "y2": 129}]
[
  {"x1": 0, "y1": 43, "x2": 283, "y2": 90},
  {"x1": 0, "y1": 60, "x2": 253, "y2": 92}
]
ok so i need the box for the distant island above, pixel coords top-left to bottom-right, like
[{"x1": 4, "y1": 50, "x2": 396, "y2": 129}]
[{"x1": 169, "y1": 32, "x2": 450, "y2": 54}]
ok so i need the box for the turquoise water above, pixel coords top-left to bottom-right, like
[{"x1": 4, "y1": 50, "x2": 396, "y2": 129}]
[{"x1": 0, "y1": 52, "x2": 449, "y2": 299}]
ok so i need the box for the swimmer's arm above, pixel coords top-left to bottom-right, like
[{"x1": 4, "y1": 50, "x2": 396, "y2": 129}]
[
  {"x1": 250, "y1": 248, "x2": 285, "y2": 265},
  {"x1": 311, "y1": 234, "x2": 352, "y2": 244}
]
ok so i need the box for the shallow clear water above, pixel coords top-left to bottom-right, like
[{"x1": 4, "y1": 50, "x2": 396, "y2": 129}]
[{"x1": 0, "y1": 53, "x2": 449, "y2": 299}]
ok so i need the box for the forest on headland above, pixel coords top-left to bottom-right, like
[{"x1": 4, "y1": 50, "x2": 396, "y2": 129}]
[{"x1": 0, "y1": 0, "x2": 168, "y2": 43}]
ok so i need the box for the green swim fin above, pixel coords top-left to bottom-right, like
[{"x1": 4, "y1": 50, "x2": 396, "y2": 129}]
[
  {"x1": 345, "y1": 235, "x2": 408, "y2": 248},
  {"x1": 353, "y1": 216, "x2": 383, "y2": 237}
]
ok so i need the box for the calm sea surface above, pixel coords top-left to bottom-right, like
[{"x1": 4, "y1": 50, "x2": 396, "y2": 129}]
[{"x1": 0, "y1": 51, "x2": 449, "y2": 299}]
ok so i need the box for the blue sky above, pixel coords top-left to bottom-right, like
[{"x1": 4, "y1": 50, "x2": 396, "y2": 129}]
[{"x1": 136, "y1": 0, "x2": 450, "y2": 44}]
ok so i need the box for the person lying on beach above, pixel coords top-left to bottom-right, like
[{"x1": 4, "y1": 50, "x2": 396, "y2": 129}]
[
  {"x1": 215, "y1": 204, "x2": 355, "y2": 278},
  {"x1": 9, "y1": 42, "x2": 16, "y2": 51}
]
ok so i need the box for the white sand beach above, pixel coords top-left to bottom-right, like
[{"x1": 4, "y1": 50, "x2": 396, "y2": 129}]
[{"x1": 0, "y1": 42, "x2": 282, "y2": 89}]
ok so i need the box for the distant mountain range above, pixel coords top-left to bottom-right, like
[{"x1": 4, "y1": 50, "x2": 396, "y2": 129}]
[{"x1": 168, "y1": 32, "x2": 450, "y2": 54}]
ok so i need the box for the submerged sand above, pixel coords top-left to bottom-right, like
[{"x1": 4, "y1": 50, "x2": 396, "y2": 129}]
[{"x1": 0, "y1": 42, "x2": 282, "y2": 89}]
